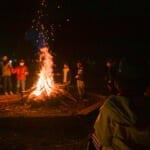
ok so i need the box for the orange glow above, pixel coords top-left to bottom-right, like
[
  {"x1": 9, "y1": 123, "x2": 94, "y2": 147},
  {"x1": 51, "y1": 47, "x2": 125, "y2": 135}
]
[
  {"x1": 66, "y1": 18, "x2": 70, "y2": 22},
  {"x1": 29, "y1": 47, "x2": 55, "y2": 100},
  {"x1": 57, "y1": 5, "x2": 60, "y2": 8}
]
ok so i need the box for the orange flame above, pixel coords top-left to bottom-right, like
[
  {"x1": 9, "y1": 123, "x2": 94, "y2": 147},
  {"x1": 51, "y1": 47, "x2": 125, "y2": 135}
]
[{"x1": 29, "y1": 47, "x2": 55, "y2": 100}]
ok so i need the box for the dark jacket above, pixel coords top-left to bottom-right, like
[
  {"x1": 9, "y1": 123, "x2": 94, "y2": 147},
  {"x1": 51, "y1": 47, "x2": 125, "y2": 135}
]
[
  {"x1": 0, "y1": 61, "x2": 12, "y2": 77},
  {"x1": 77, "y1": 67, "x2": 84, "y2": 81}
]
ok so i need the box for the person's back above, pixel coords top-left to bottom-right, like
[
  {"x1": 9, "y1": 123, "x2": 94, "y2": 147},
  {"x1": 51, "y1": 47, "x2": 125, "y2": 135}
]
[
  {"x1": 94, "y1": 94, "x2": 150, "y2": 150},
  {"x1": 93, "y1": 57, "x2": 150, "y2": 150}
]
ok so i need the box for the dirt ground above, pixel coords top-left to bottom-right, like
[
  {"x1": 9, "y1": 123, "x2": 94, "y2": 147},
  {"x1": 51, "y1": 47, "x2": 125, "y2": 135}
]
[
  {"x1": 0, "y1": 93, "x2": 107, "y2": 150},
  {"x1": 0, "y1": 114, "x2": 97, "y2": 150}
]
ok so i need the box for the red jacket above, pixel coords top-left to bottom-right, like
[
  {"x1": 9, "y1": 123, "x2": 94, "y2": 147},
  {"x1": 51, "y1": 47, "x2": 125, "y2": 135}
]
[{"x1": 12, "y1": 66, "x2": 29, "y2": 80}]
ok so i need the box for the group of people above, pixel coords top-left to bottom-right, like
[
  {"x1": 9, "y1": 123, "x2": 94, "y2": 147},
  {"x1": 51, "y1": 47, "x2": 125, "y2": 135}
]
[
  {"x1": 0, "y1": 56, "x2": 29, "y2": 95},
  {"x1": 1, "y1": 54, "x2": 150, "y2": 149},
  {"x1": 61, "y1": 61, "x2": 85, "y2": 100},
  {"x1": 0, "y1": 55, "x2": 85, "y2": 99}
]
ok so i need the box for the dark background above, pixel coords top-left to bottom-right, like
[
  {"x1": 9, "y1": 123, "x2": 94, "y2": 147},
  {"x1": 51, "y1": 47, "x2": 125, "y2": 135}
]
[
  {"x1": 0, "y1": 0, "x2": 150, "y2": 90},
  {"x1": 0, "y1": 0, "x2": 150, "y2": 59}
]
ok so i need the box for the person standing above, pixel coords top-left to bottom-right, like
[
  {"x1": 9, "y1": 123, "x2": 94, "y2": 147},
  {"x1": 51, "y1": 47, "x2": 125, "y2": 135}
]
[
  {"x1": 0, "y1": 56, "x2": 13, "y2": 95},
  {"x1": 75, "y1": 61, "x2": 85, "y2": 99},
  {"x1": 12, "y1": 59, "x2": 29, "y2": 94},
  {"x1": 62, "y1": 63, "x2": 71, "y2": 91},
  {"x1": 104, "y1": 59, "x2": 117, "y2": 94}
]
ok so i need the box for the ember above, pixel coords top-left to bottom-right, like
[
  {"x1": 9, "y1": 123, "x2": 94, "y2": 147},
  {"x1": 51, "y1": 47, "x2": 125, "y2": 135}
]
[{"x1": 26, "y1": 0, "x2": 60, "y2": 101}]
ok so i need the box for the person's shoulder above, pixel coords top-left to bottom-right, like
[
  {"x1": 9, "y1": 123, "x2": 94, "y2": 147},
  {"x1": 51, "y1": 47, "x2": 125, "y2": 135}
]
[
  {"x1": 23, "y1": 65, "x2": 28, "y2": 69},
  {"x1": 104, "y1": 95, "x2": 119, "y2": 104},
  {"x1": 104, "y1": 95, "x2": 129, "y2": 110}
]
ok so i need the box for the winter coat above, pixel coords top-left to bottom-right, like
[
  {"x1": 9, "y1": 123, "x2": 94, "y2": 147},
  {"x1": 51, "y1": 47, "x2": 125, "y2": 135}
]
[
  {"x1": 0, "y1": 61, "x2": 12, "y2": 77},
  {"x1": 94, "y1": 95, "x2": 150, "y2": 150},
  {"x1": 12, "y1": 65, "x2": 29, "y2": 80}
]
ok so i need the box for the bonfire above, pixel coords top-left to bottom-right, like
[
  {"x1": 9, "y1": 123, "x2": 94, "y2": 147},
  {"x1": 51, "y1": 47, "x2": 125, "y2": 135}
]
[
  {"x1": 28, "y1": 47, "x2": 56, "y2": 100},
  {"x1": 27, "y1": 47, "x2": 76, "y2": 103},
  {"x1": 25, "y1": 0, "x2": 77, "y2": 103}
]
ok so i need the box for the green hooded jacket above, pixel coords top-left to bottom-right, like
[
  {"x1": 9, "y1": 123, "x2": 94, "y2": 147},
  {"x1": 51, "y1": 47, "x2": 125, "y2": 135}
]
[{"x1": 94, "y1": 95, "x2": 150, "y2": 150}]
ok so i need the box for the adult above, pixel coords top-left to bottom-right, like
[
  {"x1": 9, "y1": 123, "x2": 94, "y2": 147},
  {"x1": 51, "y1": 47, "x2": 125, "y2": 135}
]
[
  {"x1": 62, "y1": 63, "x2": 71, "y2": 91},
  {"x1": 75, "y1": 61, "x2": 85, "y2": 99},
  {"x1": 105, "y1": 59, "x2": 117, "y2": 94},
  {"x1": 93, "y1": 57, "x2": 150, "y2": 150},
  {"x1": 0, "y1": 56, "x2": 13, "y2": 95}
]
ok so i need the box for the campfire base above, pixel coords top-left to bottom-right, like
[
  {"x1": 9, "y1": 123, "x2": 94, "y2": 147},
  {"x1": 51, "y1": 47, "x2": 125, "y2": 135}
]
[{"x1": 0, "y1": 93, "x2": 107, "y2": 118}]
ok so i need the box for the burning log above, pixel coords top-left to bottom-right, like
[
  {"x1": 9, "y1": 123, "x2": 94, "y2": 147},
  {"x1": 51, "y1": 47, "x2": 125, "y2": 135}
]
[{"x1": 0, "y1": 95, "x2": 22, "y2": 103}]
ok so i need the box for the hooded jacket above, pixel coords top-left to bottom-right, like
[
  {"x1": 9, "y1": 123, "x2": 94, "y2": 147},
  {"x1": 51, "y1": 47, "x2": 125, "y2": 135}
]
[{"x1": 94, "y1": 95, "x2": 150, "y2": 150}]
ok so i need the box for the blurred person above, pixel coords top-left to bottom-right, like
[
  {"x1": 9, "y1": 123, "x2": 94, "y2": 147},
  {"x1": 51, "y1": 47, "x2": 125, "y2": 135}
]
[
  {"x1": 105, "y1": 59, "x2": 117, "y2": 94},
  {"x1": 62, "y1": 63, "x2": 71, "y2": 91},
  {"x1": 0, "y1": 56, "x2": 13, "y2": 95},
  {"x1": 75, "y1": 61, "x2": 85, "y2": 99},
  {"x1": 12, "y1": 59, "x2": 29, "y2": 94},
  {"x1": 88, "y1": 57, "x2": 150, "y2": 150}
]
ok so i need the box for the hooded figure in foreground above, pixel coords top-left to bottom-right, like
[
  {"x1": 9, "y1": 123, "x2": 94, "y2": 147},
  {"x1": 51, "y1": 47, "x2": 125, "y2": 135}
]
[{"x1": 93, "y1": 58, "x2": 150, "y2": 150}]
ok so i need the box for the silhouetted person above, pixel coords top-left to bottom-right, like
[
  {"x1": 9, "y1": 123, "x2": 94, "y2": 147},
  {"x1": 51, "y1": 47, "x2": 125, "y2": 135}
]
[
  {"x1": 89, "y1": 57, "x2": 150, "y2": 150},
  {"x1": 105, "y1": 59, "x2": 117, "y2": 94},
  {"x1": 0, "y1": 56, "x2": 13, "y2": 95},
  {"x1": 75, "y1": 61, "x2": 85, "y2": 100}
]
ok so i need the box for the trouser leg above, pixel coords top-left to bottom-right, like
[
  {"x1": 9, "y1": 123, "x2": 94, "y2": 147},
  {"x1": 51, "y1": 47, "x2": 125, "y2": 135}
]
[
  {"x1": 8, "y1": 76, "x2": 12, "y2": 92},
  {"x1": 3, "y1": 76, "x2": 7, "y2": 93},
  {"x1": 77, "y1": 80, "x2": 85, "y2": 99},
  {"x1": 77, "y1": 80, "x2": 81, "y2": 97},
  {"x1": 16, "y1": 80, "x2": 20, "y2": 93},
  {"x1": 63, "y1": 82, "x2": 70, "y2": 92},
  {"x1": 21, "y1": 80, "x2": 26, "y2": 92},
  {"x1": 79, "y1": 80, "x2": 85, "y2": 98}
]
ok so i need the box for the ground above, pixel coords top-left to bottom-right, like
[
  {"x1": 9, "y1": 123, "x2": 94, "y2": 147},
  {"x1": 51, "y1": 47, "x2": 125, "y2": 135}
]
[{"x1": 0, "y1": 92, "x2": 107, "y2": 150}]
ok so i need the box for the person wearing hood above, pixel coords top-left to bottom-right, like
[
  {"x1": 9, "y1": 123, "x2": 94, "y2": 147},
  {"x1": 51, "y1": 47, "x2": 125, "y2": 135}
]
[
  {"x1": 12, "y1": 59, "x2": 29, "y2": 94},
  {"x1": 92, "y1": 57, "x2": 150, "y2": 150},
  {"x1": 0, "y1": 56, "x2": 13, "y2": 95}
]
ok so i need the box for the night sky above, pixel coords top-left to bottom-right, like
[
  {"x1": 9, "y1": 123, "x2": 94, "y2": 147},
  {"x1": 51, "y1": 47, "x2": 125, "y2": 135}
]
[{"x1": 0, "y1": 0, "x2": 150, "y2": 62}]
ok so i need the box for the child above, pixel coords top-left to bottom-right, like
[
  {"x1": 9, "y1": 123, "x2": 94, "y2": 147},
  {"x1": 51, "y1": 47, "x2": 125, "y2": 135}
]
[{"x1": 12, "y1": 59, "x2": 29, "y2": 94}]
